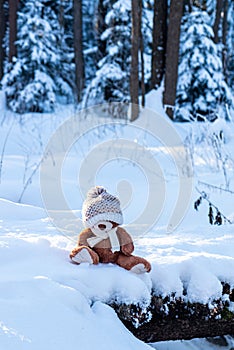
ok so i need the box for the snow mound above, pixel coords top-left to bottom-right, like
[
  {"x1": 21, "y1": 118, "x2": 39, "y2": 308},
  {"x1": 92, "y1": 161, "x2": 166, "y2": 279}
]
[
  {"x1": 0, "y1": 226, "x2": 152, "y2": 350},
  {"x1": 0, "y1": 198, "x2": 46, "y2": 220}
]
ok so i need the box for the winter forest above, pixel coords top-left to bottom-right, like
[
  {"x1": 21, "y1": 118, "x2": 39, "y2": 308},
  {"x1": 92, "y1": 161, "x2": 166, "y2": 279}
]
[
  {"x1": 2, "y1": 1, "x2": 234, "y2": 350},
  {"x1": 0, "y1": 0, "x2": 233, "y2": 120}
]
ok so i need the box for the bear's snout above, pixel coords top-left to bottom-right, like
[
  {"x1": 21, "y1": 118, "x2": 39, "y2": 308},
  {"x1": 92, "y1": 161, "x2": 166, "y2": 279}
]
[{"x1": 98, "y1": 223, "x2": 107, "y2": 230}]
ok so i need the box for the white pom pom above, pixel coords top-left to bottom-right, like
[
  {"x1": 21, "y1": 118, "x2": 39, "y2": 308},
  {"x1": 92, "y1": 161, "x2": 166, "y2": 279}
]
[{"x1": 86, "y1": 186, "x2": 106, "y2": 198}]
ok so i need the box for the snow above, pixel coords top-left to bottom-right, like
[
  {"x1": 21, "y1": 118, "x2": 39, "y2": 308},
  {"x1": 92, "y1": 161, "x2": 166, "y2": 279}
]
[
  {"x1": 1, "y1": 87, "x2": 234, "y2": 349},
  {"x1": 105, "y1": 0, "x2": 131, "y2": 25},
  {"x1": 0, "y1": 191, "x2": 152, "y2": 350},
  {"x1": 151, "y1": 336, "x2": 234, "y2": 350},
  {"x1": 0, "y1": 198, "x2": 46, "y2": 220},
  {"x1": 0, "y1": 230, "x2": 152, "y2": 350}
]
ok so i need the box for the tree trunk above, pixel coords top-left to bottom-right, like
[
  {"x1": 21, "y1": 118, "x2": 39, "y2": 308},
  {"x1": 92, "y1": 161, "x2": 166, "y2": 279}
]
[
  {"x1": 73, "y1": 0, "x2": 85, "y2": 103},
  {"x1": 125, "y1": 314, "x2": 234, "y2": 343},
  {"x1": 8, "y1": 0, "x2": 18, "y2": 62},
  {"x1": 59, "y1": 0, "x2": 65, "y2": 31},
  {"x1": 0, "y1": 0, "x2": 6, "y2": 79},
  {"x1": 222, "y1": 0, "x2": 228, "y2": 77},
  {"x1": 151, "y1": 0, "x2": 168, "y2": 89},
  {"x1": 130, "y1": 0, "x2": 140, "y2": 121},
  {"x1": 139, "y1": 0, "x2": 145, "y2": 107},
  {"x1": 163, "y1": 0, "x2": 183, "y2": 120},
  {"x1": 213, "y1": 0, "x2": 223, "y2": 44},
  {"x1": 96, "y1": 0, "x2": 108, "y2": 63}
]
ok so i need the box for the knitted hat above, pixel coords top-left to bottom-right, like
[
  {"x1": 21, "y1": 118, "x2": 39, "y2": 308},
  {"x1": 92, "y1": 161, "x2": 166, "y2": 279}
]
[{"x1": 82, "y1": 186, "x2": 123, "y2": 228}]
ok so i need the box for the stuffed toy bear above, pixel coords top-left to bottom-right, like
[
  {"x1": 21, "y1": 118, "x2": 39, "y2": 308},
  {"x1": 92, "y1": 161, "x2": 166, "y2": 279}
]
[{"x1": 70, "y1": 186, "x2": 151, "y2": 274}]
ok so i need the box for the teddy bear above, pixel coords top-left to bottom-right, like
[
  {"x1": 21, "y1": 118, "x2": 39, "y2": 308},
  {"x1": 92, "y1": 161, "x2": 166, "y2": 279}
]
[{"x1": 70, "y1": 186, "x2": 151, "y2": 274}]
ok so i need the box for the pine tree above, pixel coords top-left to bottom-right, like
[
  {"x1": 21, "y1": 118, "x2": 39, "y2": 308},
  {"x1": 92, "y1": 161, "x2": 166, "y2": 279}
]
[
  {"x1": 206, "y1": 0, "x2": 217, "y2": 25},
  {"x1": 2, "y1": 0, "x2": 73, "y2": 113},
  {"x1": 175, "y1": 10, "x2": 233, "y2": 121},
  {"x1": 55, "y1": 0, "x2": 76, "y2": 96},
  {"x1": 83, "y1": 0, "x2": 132, "y2": 112}
]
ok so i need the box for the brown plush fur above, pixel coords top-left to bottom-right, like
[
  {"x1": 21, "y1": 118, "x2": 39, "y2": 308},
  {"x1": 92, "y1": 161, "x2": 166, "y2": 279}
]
[{"x1": 70, "y1": 226, "x2": 151, "y2": 272}]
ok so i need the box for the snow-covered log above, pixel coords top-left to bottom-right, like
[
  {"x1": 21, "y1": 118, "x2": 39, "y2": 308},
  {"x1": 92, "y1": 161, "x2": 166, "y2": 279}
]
[{"x1": 111, "y1": 283, "x2": 234, "y2": 343}]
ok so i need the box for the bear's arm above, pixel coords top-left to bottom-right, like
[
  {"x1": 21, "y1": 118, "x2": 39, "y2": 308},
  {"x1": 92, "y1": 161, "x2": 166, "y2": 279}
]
[
  {"x1": 70, "y1": 228, "x2": 99, "y2": 264},
  {"x1": 77, "y1": 228, "x2": 93, "y2": 247},
  {"x1": 117, "y1": 227, "x2": 134, "y2": 256}
]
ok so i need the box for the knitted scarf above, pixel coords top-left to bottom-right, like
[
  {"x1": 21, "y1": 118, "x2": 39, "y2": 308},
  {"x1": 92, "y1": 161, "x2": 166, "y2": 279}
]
[{"x1": 87, "y1": 221, "x2": 120, "y2": 252}]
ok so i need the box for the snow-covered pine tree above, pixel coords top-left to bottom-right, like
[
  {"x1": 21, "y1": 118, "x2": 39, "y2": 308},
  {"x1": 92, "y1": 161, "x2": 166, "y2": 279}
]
[
  {"x1": 83, "y1": 0, "x2": 132, "y2": 112},
  {"x1": 53, "y1": 0, "x2": 75, "y2": 98},
  {"x1": 2, "y1": 0, "x2": 73, "y2": 113},
  {"x1": 175, "y1": 9, "x2": 233, "y2": 122},
  {"x1": 204, "y1": 0, "x2": 216, "y2": 26}
]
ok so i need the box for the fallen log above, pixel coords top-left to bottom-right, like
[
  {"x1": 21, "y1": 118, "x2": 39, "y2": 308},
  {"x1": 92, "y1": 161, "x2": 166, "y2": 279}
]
[
  {"x1": 110, "y1": 283, "x2": 234, "y2": 343},
  {"x1": 120, "y1": 307, "x2": 234, "y2": 343}
]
